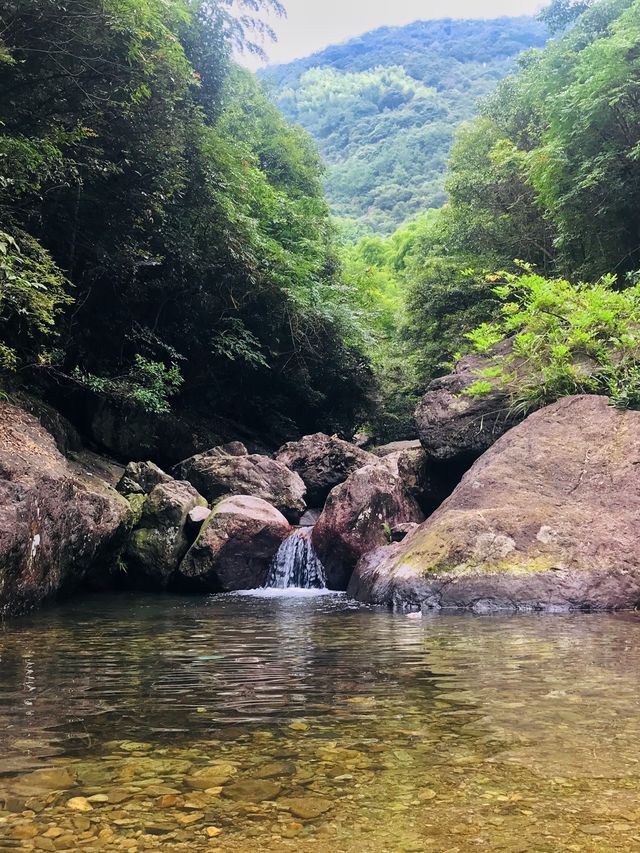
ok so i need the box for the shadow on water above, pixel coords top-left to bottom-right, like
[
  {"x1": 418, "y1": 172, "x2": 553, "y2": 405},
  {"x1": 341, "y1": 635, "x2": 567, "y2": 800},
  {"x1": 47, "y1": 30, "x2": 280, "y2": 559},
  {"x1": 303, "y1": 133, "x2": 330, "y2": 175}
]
[{"x1": 2, "y1": 593, "x2": 640, "y2": 850}]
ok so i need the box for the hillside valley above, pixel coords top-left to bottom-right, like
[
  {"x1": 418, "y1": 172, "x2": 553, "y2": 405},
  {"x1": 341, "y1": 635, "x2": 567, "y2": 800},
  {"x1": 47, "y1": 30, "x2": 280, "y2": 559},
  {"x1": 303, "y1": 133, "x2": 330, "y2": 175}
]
[{"x1": 261, "y1": 16, "x2": 549, "y2": 234}]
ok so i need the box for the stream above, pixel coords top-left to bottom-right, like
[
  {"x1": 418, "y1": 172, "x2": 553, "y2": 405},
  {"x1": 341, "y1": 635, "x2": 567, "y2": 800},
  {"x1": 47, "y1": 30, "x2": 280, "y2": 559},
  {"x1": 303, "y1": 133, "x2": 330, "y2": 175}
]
[{"x1": 2, "y1": 593, "x2": 640, "y2": 851}]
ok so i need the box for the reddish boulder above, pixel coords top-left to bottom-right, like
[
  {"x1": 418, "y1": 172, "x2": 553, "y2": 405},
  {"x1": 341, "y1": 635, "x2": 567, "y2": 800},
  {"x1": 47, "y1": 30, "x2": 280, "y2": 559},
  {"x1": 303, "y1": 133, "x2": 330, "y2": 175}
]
[
  {"x1": 174, "y1": 443, "x2": 306, "y2": 523},
  {"x1": 351, "y1": 396, "x2": 640, "y2": 612},
  {"x1": 312, "y1": 460, "x2": 424, "y2": 590},
  {"x1": 0, "y1": 403, "x2": 131, "y2": 615},
  {"x1": 178, "y1": 495, "x2": 292, "y2": 591}
]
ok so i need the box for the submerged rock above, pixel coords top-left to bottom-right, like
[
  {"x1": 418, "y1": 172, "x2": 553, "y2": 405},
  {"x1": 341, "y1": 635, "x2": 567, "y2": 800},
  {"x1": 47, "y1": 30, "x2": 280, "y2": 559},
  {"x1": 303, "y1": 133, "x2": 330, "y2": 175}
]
[
  {"x1": 281, "y1": 796, "x2": 332, "y2": 820},
  {"x1": 276, "y1": 432, "x2": 376, "y2": 506},
  {"x1": 0, "y1": 403, "x2": 131, "y2": 616},
  {"x1": 312, "y1": 460, "x2": 424, "y2": 590},
  {"x1": 222, "y1": 779, "x2": 282, "y2": 802},
  {"x1": 178, "y1": 495, "x2": 292, "y2": 591},
  {"x1": 174, "y1": 443, "x2": 306, "y2": 523},
  {"x1": 351, "y1": 396, "x2": 640, "y2": 612},
  {"x1": 125, "y1": 481, "x2": 208, "y2": 587}
]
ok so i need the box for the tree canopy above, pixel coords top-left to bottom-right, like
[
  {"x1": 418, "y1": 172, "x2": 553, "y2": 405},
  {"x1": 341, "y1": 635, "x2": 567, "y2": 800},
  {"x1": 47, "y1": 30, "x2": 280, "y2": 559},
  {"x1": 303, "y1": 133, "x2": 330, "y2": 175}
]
[{"x1": 0, "y1": 0, "x2": 373, "y2": 443}]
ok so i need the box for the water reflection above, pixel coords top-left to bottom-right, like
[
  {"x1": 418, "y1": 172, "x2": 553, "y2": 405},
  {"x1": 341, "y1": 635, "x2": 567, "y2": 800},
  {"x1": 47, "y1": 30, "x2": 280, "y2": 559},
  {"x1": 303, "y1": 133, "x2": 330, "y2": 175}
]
[{"x1": 1, "y1": 594, "x2": 640, "y2": 851}]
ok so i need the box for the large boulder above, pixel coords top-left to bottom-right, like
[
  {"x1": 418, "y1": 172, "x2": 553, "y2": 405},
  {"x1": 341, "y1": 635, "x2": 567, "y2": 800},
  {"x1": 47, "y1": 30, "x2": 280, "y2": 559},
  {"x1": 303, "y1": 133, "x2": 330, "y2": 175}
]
[
  {"x1": 311, "y1": 460, "x2": 424, "y2": 590},
  {"x1": 174, "y1": 443, "x2": 306, "y2": 522},
  {"x1": 178, "y1": 495, "x2": 292, "y2": 591},
  {"x1": 415, "y1": 340, "x2": 520, "y2": 465},
  {"x1": 276, "y1": 433, "x2": 376, "y2": 506},
  {"x1": 0, "y1": 403, "x2": 131, "y2": 615},
  {"x1": 125, "y1": 481, "x2": 208, "y2": 587},
  {"x1": 351, "y1": 396, "x2": 640, "y2": 613}
]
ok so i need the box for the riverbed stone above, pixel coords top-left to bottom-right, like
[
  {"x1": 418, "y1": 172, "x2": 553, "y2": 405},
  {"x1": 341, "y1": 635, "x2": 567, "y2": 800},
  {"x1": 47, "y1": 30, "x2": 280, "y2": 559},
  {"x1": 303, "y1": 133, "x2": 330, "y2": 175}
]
[
  {"x1": 184, "y1": 764, "x2": 238, "y2": 790},
  {"x1": 351, "y1": 396, "x2": 640, "y2": 612},
  {"x1": 174, "y1": 444, "x2": 306, "y2": 522},
  {"x1": 222, "y1": 780, "x2": 282, "y2": 802},
  {"x1": 178, "y1": 496, "x2": 292, "y2": 591},
  {"x1": 0, "y1": 403, "x2": 132, "y2": 616},
  {"x1": 276, "y1": 433, "x2": 377, "y2": 506},
  {"x1": 312, "y1": 460, "x2": 424, "y2": 589},
  {"x1": 281, "y1": 796, "x2": 332, "y2": 820}
]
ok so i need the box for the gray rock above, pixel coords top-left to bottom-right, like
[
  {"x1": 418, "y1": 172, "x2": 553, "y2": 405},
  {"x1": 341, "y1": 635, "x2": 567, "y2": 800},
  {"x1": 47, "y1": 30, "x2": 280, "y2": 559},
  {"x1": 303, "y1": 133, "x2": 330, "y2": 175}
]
[
  {"x1": 188, "y1": 506, "x2": 211, "y2": 525},
  {"x1": 373, "y1": 440, "x2": 422, "y2": 457},
  {"x1": 415, "y1": 339, "x2": 520, "y2": 464},
  {"x1": 276, "y1": 432, "x2": 377, "y2": 506},
  {"x1": 174, "y1": 445, "x2": 306, "y2": 523},
  {"x1": 117, "y1": 460, "x2": 172, "y2": 495}
]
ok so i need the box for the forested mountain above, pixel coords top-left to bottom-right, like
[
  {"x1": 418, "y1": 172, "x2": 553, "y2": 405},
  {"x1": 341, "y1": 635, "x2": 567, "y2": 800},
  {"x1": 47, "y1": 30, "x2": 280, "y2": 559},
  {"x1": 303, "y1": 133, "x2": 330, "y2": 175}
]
[
  {"x1": 346, "y1": 0, "x2": 640, "y2": 439},
  {"x1": 0, "y1": 0, "x2": 373, "y2": 449},
  {"x1": 261, "y1": 17, "x2": 549, "y2": 234}
]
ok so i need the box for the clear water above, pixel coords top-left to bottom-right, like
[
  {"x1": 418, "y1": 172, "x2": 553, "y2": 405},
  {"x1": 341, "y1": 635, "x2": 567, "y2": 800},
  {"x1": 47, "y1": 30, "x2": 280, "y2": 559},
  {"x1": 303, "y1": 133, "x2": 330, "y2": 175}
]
[{"x1": 2, "y1": 593, "x2": 640, "y2": 852}]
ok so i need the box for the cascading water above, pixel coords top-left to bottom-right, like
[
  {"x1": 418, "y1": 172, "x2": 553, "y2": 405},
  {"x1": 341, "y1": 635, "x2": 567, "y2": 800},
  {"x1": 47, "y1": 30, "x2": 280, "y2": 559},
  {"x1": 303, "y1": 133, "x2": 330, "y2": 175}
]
[{"x1": 264, "y1": 528, "x2": 327, "y2": 590}]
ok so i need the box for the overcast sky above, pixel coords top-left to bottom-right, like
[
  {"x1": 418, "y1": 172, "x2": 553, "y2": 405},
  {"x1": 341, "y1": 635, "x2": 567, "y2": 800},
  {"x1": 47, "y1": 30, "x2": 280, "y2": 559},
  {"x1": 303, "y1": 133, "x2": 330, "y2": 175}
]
[{"x1": 241, "y1": 0, "x2": 550, "y2": 69}]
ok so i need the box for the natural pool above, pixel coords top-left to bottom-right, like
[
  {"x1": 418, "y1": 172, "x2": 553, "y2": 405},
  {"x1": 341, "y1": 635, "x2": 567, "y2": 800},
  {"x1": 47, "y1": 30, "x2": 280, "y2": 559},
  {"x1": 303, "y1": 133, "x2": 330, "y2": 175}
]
[{"x1": 1, "y1": 593, "x2": 640, "y2": 852}]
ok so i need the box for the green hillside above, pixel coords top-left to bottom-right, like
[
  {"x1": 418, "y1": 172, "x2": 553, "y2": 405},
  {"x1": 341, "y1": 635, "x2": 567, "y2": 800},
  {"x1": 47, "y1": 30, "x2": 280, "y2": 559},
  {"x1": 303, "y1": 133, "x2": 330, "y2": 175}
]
[{"x1": 261, "y1": 17, "x2": 549, "y2": 234}]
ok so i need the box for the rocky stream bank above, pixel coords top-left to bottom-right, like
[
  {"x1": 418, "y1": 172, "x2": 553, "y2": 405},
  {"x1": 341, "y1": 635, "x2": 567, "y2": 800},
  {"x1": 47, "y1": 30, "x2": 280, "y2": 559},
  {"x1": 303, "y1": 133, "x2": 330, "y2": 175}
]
[{"x1": 3, "y1": 362, "x2": 640, "y2": 615}]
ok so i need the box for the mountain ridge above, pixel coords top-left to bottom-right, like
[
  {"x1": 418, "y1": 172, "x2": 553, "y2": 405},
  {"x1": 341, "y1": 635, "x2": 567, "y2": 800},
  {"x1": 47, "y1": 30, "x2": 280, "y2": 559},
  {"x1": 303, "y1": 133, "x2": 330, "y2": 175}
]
[{"x1": 260, "y1": 16, "x2": 550, "y2": 234}]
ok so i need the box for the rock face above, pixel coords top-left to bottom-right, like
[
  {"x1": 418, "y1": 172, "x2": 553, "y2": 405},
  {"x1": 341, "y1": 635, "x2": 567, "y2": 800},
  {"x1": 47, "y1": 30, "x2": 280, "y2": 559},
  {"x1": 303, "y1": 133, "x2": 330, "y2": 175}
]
[
  {"x1": 312, "y1": 460, "x2": 424, "y2": 590},
  {"x1": 0, "y1": 403, "x2": 131, "y2": 615},
  {"x1": 351, "y1": 396, "x2": 640, "y2": 612},
  {"x1": 415, "y1": 340, "x2": 521, "y2": 464},
  {"x1": 126, "y1": 481, "x2": 208, "y2": 587},
  {"x1": 174, "y1": 444, "x2": 306, "y2": 523},
  {"x1": 178, "y1": 495, "x2": 292, "y2": 591},
  {"x1": 276, "y1": 433, "x2": 376, "y2": 506}
]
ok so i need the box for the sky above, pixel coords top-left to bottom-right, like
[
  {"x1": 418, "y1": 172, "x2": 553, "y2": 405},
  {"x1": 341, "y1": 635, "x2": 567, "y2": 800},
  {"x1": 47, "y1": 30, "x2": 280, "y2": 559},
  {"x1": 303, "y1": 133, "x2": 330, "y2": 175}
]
[{"x1": 241, "y1": 0, "x2": 550, "y2": 69}]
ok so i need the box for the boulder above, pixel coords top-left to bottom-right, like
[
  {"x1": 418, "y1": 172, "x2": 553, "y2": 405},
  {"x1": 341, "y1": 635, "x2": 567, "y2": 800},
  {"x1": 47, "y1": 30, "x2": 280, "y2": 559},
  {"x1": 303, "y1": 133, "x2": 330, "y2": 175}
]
[
  {"x1": 125, "y1": 481, "x2": 208, "y2": 587},
  {"x1": 276, "y1": 433, "x2": 377, "y2": 506},
  {"x1": 415, "y1": 339, "x2": 520, "y2": 465},
  {"x1": 174, "y1": 445, "x2": 306, "y2": 523},
  {"x1": 351, "y1": 396, "x2": 640, "y2": 613},
  {"x1": 117, "y1": 460, "x2": 173, "y2": 495},
  {"x1": 178, "y1": 495, "x2": 292, "y2": 591},
  {"x1": 311, "y1": 460, "x2": 424, "y2": 590},
  {"x1": 0, "y1": 403, "x2": 131, "y2": 616}
]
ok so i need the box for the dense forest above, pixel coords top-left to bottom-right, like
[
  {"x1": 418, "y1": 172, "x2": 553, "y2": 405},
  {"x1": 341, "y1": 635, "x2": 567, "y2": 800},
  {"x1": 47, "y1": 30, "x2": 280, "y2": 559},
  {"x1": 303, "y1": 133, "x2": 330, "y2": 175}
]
[
  {"x1": 0, "y1": 0, "x2": 373, "y2": 453},
  {"x1": 3, "y1": 0, "x2": 640, "y2": 454},
  {"x1": 261, "y1": 17, "x2": 549, "y2": 234},
  {"x1": 342, "y1": 0, "x2": 640, "y2": 439}
]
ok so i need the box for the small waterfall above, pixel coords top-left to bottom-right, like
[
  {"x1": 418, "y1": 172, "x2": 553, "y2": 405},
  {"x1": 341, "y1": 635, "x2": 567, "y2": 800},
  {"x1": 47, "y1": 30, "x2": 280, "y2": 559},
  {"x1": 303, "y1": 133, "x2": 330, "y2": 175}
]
[{"x1": 264, "y1": 529, "x2": 327, "y2": 590}]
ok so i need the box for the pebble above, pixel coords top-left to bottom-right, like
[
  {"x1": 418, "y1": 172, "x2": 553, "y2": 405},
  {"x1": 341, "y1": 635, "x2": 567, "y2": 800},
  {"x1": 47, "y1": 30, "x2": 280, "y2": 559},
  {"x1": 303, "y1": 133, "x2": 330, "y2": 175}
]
[
  {"x1": 66, "y1": 797, "x2": 93, "y2": 812},
  {"x1": 281, "y1": 797, "x2": 332, "y2": 820}
]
